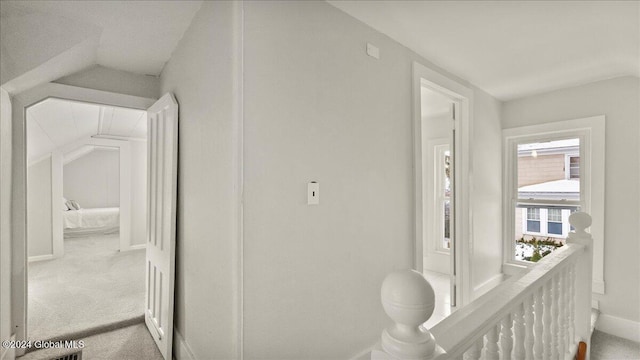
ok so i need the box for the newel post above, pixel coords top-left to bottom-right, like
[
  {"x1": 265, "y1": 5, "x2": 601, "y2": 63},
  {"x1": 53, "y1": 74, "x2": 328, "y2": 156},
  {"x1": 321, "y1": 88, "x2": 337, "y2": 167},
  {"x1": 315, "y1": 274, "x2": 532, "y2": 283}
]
[
  {"x1": 566, "y1": 212, "x2": 593, "y2": 358},
  {"x1": 371, "y1": 270, "x2": 446, "y2": 360}
]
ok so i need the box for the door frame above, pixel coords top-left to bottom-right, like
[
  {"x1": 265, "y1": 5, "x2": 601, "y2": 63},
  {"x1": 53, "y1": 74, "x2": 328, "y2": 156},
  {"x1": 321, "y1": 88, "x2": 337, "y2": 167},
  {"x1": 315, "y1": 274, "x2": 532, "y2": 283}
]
[
  {"x1": 412, "y1": 62, "x2": 474, "y2": 307},
  {"x1": 10, "y1": 82, "x2": 155, "y2": 354}
]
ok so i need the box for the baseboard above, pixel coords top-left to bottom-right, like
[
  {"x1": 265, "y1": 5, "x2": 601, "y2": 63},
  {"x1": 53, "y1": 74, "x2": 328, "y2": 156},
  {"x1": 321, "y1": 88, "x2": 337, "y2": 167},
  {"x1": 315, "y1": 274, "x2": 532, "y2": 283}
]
[
  {"x1": 473, "y1": 273, "x2": 505, "y2": 298},
  {"x1": 174, "y1": 329, "x2": 196, "y2": 360},
  {"x1": 1, "y1": 334, "x2": 15, "y2": 360},
  {"x1": 595, "y1": 313, "x2": 640, "y2": 342},
  {"x1": 28, "y1": 254, "x2": 54, "y2": 262},
  {"x1": 350, "y1": 345, "x2": 374, "y2": 360},
  {"x1": 122, "y1": 243, "x2": 146, "y2": 251}
]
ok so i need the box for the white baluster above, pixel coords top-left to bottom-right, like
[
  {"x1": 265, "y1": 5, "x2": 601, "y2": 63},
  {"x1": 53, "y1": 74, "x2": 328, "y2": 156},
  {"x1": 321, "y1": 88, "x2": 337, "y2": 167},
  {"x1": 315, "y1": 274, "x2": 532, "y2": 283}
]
[
  {"x1": 513, "y1": 302, "x2": 525, "y2": 359},
  {"x1": 542, "y1": 281, "x2": 552, "y2": 360},
  {"x1": 560, "y1": 267, "x2": 568, "y2": 357},
  {"x1": 484, "y1": 324, "x2": 501, "y2": 360},
  {"x1": 551, "y1": 274, "x2": 560, "y2": 358},
  {"x1": 500, "y1": 314, "x2": 513, "y2": 359},
  {"x1": 524, "y1": 295, "x2": 534, "y2": 359},
  {"x1": 373, "y1": 270, "x2": 445, "y2": 360},
  {"x1": 463, "y1": 337, "x2": 484, "y2": 360},
  {"x1": 533, "y1": 288, "x2": 544, "y2": 359},
  {"x1": 568, "y1": 263, "x2": 576, "y2": 348}
]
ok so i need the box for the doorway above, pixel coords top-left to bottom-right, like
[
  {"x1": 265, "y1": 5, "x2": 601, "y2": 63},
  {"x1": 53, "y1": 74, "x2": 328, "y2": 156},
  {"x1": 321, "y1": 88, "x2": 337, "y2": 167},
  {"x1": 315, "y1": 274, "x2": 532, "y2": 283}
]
[
  {"x1": 420, "y1": 86, "x2": 456, "y2": 328},
  {"x1": 25, "y1": 98, "x2": 148, "y2": 341},
  {"x1": 412, "y1": 62, "x2": 474, "y2": 325}
]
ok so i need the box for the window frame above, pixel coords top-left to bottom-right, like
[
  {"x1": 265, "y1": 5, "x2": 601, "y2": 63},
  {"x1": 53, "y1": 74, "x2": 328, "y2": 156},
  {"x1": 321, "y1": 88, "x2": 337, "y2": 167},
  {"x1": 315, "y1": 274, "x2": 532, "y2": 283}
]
[
  {"x1": 435, "y1": 144, "x2": 451, "y2": 254},
  {"x1": 502, "y1": 116, "x2": 606, "y2": 294}
]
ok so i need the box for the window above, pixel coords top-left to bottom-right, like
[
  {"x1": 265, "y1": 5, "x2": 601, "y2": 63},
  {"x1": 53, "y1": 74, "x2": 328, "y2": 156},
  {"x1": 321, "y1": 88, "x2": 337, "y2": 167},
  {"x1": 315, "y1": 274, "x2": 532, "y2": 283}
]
[
  {"x1": 502, "y1": 116, "x2": 605, "y2": 294},
  {"x1": 565, "y1": 155, "x2": 580, "y2": 179},
  {"x1": 436, "y1": 147, "x2": 451, "y2": 252},
  {"x1": 526, "y1": 208, "x2": 540, "y2": 233},
  {"x1": 514, "y1": 138, "x2": 580, "y2": 259},
  {"x1": 547, "y1": 208, "x2": 562, "y2": 235}
]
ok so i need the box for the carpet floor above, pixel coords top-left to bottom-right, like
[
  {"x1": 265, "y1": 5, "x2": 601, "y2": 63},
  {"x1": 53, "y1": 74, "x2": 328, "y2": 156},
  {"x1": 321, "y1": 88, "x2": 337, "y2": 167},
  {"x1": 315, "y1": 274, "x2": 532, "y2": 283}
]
[
  {"x1": 18, "y1": 323, "x2": 162, "y2": 360},
  {"x1": 28, "y1": 233, "x2": 145, "y2": 341},
  {"x1": 591, "y1": 330, "x2": 640, "y2": 359}
]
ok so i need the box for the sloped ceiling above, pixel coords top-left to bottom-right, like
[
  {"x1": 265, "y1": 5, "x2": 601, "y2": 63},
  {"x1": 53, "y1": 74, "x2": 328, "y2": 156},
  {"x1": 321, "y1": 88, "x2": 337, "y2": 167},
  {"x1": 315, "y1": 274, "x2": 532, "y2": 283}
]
[
  {"x1": 328, "y1": 1, "x2": 640, "y2": 100},
  {"x1": 0, "y1": 0, "x2": 202, "y2": 92},
  {"x1": 27, "y1": 98, "x2": 146, "y2": 163}
]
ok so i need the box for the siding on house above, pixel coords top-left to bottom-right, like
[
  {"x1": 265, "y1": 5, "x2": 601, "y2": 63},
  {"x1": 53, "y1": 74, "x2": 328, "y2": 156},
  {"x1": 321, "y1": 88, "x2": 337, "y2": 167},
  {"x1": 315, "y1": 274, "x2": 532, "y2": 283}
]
[{"x1": 518, "y1": 154, "x2": 566, "y2": 186}]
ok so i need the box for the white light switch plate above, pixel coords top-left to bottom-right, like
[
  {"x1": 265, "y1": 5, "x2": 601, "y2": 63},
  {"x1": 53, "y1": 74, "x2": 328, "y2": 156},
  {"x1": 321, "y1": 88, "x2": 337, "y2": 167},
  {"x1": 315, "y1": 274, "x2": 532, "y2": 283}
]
[{"x1": 308, "y1": 182, "x2": 319, "y2": 205}]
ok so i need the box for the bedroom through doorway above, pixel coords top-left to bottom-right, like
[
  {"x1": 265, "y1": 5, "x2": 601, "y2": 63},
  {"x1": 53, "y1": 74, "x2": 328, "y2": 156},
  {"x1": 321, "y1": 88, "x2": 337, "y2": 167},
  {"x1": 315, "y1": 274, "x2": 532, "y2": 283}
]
[{"x1": 25, "y1": 98, "x2": 148, "y2": 342}]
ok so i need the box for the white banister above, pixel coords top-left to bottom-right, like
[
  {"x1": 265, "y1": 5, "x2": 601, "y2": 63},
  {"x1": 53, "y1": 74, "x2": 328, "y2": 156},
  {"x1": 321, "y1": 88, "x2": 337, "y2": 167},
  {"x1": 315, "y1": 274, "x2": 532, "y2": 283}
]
[
  {"x1": 566, "y1": 212, "x2": 594, "y2": 359},
  {"x1": 372, "y1": 212, "x2": 593, "y2": 360},
  {"x1": 371, "y1": 270, "x2": 446, "y2": 359}
]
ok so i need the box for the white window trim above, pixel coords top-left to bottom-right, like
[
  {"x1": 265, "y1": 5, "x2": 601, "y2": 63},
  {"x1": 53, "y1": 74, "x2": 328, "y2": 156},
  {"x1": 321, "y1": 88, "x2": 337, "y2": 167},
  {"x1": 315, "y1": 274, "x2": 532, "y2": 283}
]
[{"x1": 502, "y1": 116, "x2": 606, "y2": 294}]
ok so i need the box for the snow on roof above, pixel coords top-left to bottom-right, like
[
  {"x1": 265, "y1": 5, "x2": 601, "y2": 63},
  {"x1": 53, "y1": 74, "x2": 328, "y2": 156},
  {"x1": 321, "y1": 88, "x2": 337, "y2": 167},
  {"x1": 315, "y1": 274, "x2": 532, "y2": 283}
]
[
  {"x1": 518, "y1": 139, "x2": 579, "y2": 151},
  {"x1": 518, "y1": 179, "x2": 580, "y2": 193}
]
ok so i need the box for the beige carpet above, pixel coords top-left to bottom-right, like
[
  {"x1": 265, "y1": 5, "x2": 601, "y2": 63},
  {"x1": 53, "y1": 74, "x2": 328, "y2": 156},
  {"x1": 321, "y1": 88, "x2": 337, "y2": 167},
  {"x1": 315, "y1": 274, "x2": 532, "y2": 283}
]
[
  {"x1": 28, "y1": 233, "x2": 145, "y2": 341},
  {"x1": 19, "y1": 323, "x2": 162, "y2": 360},
  {"x1": 591, "y1": 330, "x2": 640, "y2": 359}
]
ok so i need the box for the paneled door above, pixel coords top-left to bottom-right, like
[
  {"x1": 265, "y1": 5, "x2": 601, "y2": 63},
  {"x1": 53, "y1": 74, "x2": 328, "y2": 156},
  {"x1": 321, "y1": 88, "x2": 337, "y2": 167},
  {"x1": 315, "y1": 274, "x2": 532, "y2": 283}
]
[{"x1": 145, "y1": 93, "x2": 178, "y2": 360}]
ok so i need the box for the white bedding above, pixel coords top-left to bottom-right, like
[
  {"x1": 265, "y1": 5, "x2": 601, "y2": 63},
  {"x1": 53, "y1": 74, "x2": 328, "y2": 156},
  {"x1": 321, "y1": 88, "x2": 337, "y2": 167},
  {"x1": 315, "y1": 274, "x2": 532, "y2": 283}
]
[{"x1": 63, "y1": 207, "x2": 120, "y2": 229}]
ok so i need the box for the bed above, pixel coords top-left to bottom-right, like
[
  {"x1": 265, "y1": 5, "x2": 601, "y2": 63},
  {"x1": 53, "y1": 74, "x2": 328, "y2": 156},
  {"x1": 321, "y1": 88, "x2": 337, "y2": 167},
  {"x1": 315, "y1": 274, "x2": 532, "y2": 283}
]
[{"x1": 63, "y1": 207, "x2": 120, "y2": 237}]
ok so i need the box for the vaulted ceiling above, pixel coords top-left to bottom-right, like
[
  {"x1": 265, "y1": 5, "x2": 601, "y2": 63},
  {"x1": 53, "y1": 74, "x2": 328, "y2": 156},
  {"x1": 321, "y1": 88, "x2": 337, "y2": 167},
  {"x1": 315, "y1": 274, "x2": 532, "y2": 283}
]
[
  {"x1": 328, "y1": 1, "x2": 640, "y2": 100},
  {"x1": 3, "y1": 1, "x2": 637, "y2": 101},
  {"x1": 27, "y1": 98, "x2": 146, "y2": 163},
  {"x1": 1, "y1": 0, "x2": 202, "y2": 88}
]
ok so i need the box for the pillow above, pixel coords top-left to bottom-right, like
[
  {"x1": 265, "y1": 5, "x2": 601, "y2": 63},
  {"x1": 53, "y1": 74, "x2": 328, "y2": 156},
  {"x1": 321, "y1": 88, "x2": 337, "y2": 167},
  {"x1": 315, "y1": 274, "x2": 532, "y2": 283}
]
[
  {"x1": 62, "y1": 199, "x2": 69, "y2": 211},
  {"x1": 65, "y1": 200, "x2": 81, "y2": 210}
]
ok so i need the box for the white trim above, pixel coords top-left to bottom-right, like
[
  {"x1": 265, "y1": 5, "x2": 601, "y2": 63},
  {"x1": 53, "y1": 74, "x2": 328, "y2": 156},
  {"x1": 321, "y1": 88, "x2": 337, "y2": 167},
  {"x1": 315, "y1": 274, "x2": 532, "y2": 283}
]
[
  {"x1": 0, "y1": 334, "x2": 15, "y2": 360},
  {"x1": 350, "y1": 346, "x2": 374, "y2": 360},
  {"x1": 27, "y1": 254, "x2": 55, "y2": 262},
  {"x1": 472, "y1": 273, "x2": 505, "y2": 299},
  {"x1": 592, "y1": 280, "x2": 605, "y2": 295},
  {"x1": 51, "y1": 151, "x2": 63, "y2": 259},
  {"x1": 502, "y1": 115, "x2": 605, "y2": 294},
  {"x1": 413, "y1": 61, "x2": 474, "y2": 307},
  {"x1": 124, "y1": 243, "x2": 146, "y2": 251},
  {"x1": 595, "y1": 314, "x2": 640, "y2": 343},
  {"x1": 173, "y1": 329, "x2": 196, "y2": 360},
  {"x1": 11, "y1": 82, "x2": 155, "y2": 348}
]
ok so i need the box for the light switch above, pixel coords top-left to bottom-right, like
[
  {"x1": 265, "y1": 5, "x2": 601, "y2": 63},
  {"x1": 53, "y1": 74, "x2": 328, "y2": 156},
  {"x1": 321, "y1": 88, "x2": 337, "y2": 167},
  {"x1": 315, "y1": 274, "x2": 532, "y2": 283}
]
[{"x1": 308, "y1": 181, "x2": 319, "y2": 205}]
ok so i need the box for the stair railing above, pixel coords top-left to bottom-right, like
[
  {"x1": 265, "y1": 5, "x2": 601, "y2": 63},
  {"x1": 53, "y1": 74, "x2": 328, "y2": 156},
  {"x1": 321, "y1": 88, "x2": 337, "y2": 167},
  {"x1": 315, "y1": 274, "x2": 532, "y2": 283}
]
[{"x1": 372, "y1": 212, "x2": 593, "y2": 360}]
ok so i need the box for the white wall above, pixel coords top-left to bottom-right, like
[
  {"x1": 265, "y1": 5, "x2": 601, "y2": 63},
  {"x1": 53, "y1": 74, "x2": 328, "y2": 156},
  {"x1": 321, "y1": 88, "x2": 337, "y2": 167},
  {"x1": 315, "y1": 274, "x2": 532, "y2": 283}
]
[
  {"x1": 27, "y1": 157, "x2": 52, "y2": 257},
  {"x1": 243, "y1": 1, "x2": 502, "y2": 357},
  {"x1": 54, "y1": 65, "x2": 160, "y2": 100},
  {"x1": 64, "y1": 148, "x2": 120, "y2": 208},
  {"x1": 130, "y1": 141, "x2": 147, "y2": 245},
  {"x1": 502, "y1": 76, "x2": 640, "y2": 325},
  {"x1": 159, "y1": 1, "x2": 241, "y2": 359},
  {"x1": 471, "y1": 89, "x2": 504, "y2": 295},
  {"x1": 1, "y1": 88, "x2": 14, "y2": 360}
]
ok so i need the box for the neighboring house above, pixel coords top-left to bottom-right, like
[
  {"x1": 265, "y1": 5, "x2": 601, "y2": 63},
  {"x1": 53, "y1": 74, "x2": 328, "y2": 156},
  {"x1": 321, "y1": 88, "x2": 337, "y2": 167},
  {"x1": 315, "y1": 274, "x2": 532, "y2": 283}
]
[{"x1": 515, "y1": 139, "x2": 580, "y2": 244}]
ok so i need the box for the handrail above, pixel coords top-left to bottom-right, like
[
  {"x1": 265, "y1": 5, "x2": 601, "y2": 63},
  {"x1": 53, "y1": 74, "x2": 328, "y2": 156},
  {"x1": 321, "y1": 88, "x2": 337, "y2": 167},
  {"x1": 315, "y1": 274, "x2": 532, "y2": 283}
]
[
  {"x1": 431, "y1": 243, "x2": 583, "y2": 357},
  {"x1": 372, "y1": 212, "x2": 593, "y2": 360}
]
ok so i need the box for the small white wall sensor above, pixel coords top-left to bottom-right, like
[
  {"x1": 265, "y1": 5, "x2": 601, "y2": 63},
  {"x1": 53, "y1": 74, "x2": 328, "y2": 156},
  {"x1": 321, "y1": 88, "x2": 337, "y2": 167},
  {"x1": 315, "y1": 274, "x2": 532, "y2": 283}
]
[
  {"x1": 366, "y1": 43, "x2": 380, "y2": 59},
  {"x1": 308, "y1": 181, "x2": 319, "y2": 205}
]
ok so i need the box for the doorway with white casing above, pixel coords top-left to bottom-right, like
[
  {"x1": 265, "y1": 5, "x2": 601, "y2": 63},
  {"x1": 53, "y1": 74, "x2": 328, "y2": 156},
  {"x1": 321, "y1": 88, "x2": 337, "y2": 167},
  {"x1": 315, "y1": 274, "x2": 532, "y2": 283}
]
[
  {"x1": 11, "y1": 84, "x2": 178, "y2": 360},
  {"x1": 413, "y1": 62, "x2": 474, "y2": 328}
]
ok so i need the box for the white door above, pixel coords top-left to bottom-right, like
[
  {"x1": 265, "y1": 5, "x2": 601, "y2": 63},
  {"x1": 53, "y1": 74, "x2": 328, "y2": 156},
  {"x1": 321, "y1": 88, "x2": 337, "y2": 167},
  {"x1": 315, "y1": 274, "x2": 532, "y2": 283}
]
[{"x1": 145, "y1": 93, "x2": 178, "y2": 360}]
